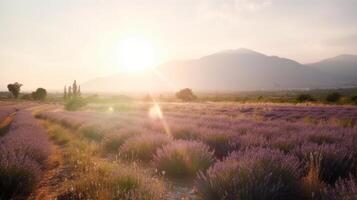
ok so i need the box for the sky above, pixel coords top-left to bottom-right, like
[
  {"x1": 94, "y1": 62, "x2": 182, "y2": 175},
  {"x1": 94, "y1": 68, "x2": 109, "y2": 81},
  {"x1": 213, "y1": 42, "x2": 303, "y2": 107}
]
[{"x1": 1, "y1": 0, "x2": 357, "y2": 91}]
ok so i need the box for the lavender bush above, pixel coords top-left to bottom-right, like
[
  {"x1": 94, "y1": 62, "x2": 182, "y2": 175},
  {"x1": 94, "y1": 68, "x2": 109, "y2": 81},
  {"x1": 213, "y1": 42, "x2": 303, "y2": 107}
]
[
  {"x1": 153, "y1": 140, "x2": 214, "y2": 178},
  {"x1": 325, "y1": 176, "x2": 357, "y2": 200},
  {"x1": 0, "y1": 110, "x2": 50, "y2": 199},
  {"x1": 34, "y1": 102, "x2": 357, "y2": 198},
  {"x1": 196, "y1": 148, "x2": 303, "y2": 200},
  {"x1": 120, "y1": 134, "x2": 170, "y2": 161},
  {"x1": 197, "y1": 129, "x2": 240, "y2": 158},
  {"x1": 102, "y1": 129, "x2": 142, "y2": 154},
  {"x1": 294, "y1": 143, "x2": 357, "y2": 185}
]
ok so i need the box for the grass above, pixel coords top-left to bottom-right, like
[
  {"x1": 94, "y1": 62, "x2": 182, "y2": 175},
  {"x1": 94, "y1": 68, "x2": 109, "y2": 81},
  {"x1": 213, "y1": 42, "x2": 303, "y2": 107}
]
[
  {"x1": 0, "y1": 113, "x2": 15, "y2": 136},
  {"x1": 119, "y1": 134, "x2": 170, "y2": 162},
  {"x1": 30, "y1": 102, "x2": 357, "y2": 199},
  {"x1": 78, "y1": 124, "x2": 105, "y2": 141},
  {"x1": 41, "y1": 120, "x2": 71, "y2": 145},
  {"x1": 0, "y1": 162, "x2": 39, "y2": 200},
  {"x1": 41, "y1": 119, "x2": 166, "y2": 200},
  {"x1": 101, "y1": 129, "x2": 142, "y2": 155},
  {"x1": 153, "y1": 140, "x2": 215, "y2": 179}
]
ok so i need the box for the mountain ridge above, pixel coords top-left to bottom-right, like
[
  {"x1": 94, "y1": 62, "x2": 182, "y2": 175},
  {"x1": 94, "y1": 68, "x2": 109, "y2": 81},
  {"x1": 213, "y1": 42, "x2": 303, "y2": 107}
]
[{"x1": 83, "y1": 49, "x2": 357, "y2": 92}]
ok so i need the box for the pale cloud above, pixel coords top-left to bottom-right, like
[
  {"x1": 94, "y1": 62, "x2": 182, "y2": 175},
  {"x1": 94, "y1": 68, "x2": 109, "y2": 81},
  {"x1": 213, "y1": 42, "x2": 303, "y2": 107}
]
[
  {"x1": 197, "y1": 0, "x2": 272, "y2": 20},
  {"x1": 324, "y1": 34, "x2": 357, "y2": 47}
]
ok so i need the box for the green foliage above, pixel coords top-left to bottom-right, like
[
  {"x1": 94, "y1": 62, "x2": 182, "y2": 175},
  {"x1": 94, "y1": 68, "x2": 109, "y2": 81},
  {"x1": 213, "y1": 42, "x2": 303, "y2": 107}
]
[
  {"x1": 21, "y1": 94, "x2": 32, "y2": 100},
  {"x1": 31, "y1": 88, "x2": 47, "y2": 100},
  {"x1": 102, "y1": 131, "x2": 141, "y2": 154},
  {"x1": 65, "y1": 97, "x2": 87, "y2": 111},
  {"x1": 119, "y1": 134, "x2": 170, "y2": 162},
  {"x1": 153, "y1": 140, "x2": 215, "y2": 178},
  {"x1": 58, "y1": 164, "x2": 166, "y2": 200},
  {"x1": 45, "y1": 122, "x2": 71, "y2": 145},
  {"x1": 176, "y1": 88, "x2": 197, "y2": 101},
  {"x1": 7, "y1": 82, "x2": 23, "y2": 98},
  {"x1": 326, "y1": 92, "x2": 342, "y2": 103},
  {"x1": 79, "y1": 125, "x2": 104, "y2": 141},
  {"x1": 350, "y1": 96, "x2": 357, "y2": 104},
  {"x1": 296, "y1": 94, "x2": 315, "y2": 103},
  {"x1": 0, "y1": 164, "x2": 39, "y2": 200}
]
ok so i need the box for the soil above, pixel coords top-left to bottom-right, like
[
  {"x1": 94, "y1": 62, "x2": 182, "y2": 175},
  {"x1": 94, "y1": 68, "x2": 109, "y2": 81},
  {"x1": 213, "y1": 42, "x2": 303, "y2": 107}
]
[{"x1": 28, "y1": 145, "x2": 67, "y2": 200}]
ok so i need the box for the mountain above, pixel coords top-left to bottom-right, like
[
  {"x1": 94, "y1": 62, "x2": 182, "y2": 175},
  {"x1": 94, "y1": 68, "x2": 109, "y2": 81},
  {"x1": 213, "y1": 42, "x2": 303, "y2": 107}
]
[
  {"x1": 83, "y1": 48, "x2": 352, "y2": 92},
  {"x1": 307, "y1": 54, "x2": 357, "y2": 84}
]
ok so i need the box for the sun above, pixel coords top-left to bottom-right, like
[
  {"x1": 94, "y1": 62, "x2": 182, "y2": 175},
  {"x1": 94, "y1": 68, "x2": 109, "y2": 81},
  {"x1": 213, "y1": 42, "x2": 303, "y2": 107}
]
[{"x1": 117, "y1": 36, "x2": 157, "y2": 73}]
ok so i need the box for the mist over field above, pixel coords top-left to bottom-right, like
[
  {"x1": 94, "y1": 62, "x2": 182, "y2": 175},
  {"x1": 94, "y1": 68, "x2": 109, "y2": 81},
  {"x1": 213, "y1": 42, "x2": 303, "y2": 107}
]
[{"x1": 84, "y1": 49, "x2": 357, "y2": 92}]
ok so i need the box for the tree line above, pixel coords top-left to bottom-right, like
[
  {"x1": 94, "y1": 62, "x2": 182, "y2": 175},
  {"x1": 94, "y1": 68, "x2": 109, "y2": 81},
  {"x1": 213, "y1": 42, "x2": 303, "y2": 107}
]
[
  {"x1": 5, "y1": 80, "x2": 81, "y2": 101},
  {"x1": 6, "y1": 82, "x2": 47, "y2": 100}
]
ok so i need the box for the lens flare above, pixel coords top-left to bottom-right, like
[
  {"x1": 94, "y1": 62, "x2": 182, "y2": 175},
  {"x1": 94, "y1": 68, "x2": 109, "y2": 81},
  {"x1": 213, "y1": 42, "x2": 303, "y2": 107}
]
[
  {"x1": 148, "y1": 102, "x2": 171, "y2": 138},
  {"x1": 149, "y1": 104, "x2": 163, "y2": 119},
  {"x1": 108, "y1": 106, "x2": 114, "y2": 112}
]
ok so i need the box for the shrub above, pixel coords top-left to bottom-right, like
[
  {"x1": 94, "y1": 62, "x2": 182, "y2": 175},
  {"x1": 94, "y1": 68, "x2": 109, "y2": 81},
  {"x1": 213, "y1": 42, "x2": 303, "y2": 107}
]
[
  {"x1": 0, "y1": 151, "x2": 40, "y2": 200},
  {"x1": 308, "y1": 132, "x2": 340, "y2": 145},
  {"x1": 65, "y1": 97, "x2": 87, "y2": 111},
  {"x1": 176, "y1": 88, "x2": 197, "y2": 101},
  {"x1": 294, "y1": 144, "x2": 357, "y2": 185},
  {"x1": 195, "y1": 148, "x2": 302, "y2": 200},
  {"x1": 45, "y1": 122, "x2": 71, "y2": 145},
  {"x1": 21, "y1": 94, "x2": 32, "y2": 100},
  {"x1": 326, "y1": 92, "x2": 342, "y2": 103},
  {"x1": 301, "y1": 153, "x2": 327, "y2": 199},
  {"x1": 120, "y1": 134, "x2": 170, "y2": 161},
  {"x1": 351, "y1": 96, "x2": 357, "y2": 104},
  {"x1": 31, "y1": 88, "x2": 47, "y2": 100},
  {"x1": 102, "y1": 132, "x2": 139, "y2": 154},
  {"x1": 269, "y1": 137, "x2": 300, "y2": 153},
  {"x1": 325, "y1": 176, "x2": 357, "y2": 200},
  {"x1": 296, "y1": 94, "x2": 315, "y2": 103},
  {"x1": 153, "y1": 140, "x2": 214, "y2": 178},
  {"x1": 171, "y1": 126, "x2": 199, "y2": 140},
  {"x1": 198, "y1": 131, "x2": 240, "y2": 158},
  {"x1": 79, "y1": 125, "x2": 104, "y2": 141}
]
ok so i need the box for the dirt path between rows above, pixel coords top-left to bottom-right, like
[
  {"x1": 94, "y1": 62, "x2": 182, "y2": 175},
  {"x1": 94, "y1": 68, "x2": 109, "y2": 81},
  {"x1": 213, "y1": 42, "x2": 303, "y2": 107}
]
[{"x1": 28, "y1": 144, "x2": 65, "y2": 200}]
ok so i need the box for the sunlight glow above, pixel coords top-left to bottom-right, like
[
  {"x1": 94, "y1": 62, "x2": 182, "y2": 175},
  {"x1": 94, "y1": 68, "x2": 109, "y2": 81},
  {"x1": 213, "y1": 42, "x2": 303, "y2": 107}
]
[
  {"x1": 117, "y1": 36, "x2": 157, "y2": 72},
  {"x1": 149, "y1": 104, "x2": 163, "y2": 119},
  {"x1": 148, "y1": 100, "x2": 172, "y2": 138},
  {"x1": 108, "y1": 106, "x2": 114, "y2": 112}
]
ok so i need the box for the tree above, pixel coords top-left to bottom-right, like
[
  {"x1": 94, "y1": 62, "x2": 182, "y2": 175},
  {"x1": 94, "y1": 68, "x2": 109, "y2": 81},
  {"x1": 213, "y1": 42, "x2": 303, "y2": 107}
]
[
  {"x1": 65, "y1": 97, "x2": 87, "y2": 111},
  {"x1": 64, "y1": 86, "x2": 67, "y2": 99},
  {"x1": 7, "y1": 82, "x2": 23, "y2": 98},
  {"x1": 176, "y1": 88, "x2": 197, "y2": 101},
  {"x1": 326, "y1": 92, "x2": 342, "y2": 103},
  {"x1": 78, "y1": 85, "x2": 81, "y2": 96},
  {"x1": 296, "y1": 94, "x2": 315, "y2": 103},
  {"x1": 68, "y1": 86, "x2": 72, "y2": 99},
  {"x1": 350, "y1": 96, "x2": 357, "y2": 104},
  {"x1": 31, "y1": 88, "x2": 47, "y2": 100},
  {"x1": 72, "y1": 80, "x2": 77, "y2": 97}
]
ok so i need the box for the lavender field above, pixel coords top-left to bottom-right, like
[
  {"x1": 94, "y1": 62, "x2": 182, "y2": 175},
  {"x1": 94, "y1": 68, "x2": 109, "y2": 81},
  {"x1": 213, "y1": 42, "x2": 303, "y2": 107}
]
[{"x1": 1, "y1": 101, "x2": 357, "y2": 199}]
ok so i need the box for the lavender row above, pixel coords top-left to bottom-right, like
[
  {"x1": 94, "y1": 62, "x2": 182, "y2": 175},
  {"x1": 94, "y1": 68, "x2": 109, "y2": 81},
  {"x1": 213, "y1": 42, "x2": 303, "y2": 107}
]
[
  {"x1": 0, "y1": 110, "x2": 51, "y2": 199},
  {"x1": 0, "y1": 106, "x2": 16, "y2": 122}
]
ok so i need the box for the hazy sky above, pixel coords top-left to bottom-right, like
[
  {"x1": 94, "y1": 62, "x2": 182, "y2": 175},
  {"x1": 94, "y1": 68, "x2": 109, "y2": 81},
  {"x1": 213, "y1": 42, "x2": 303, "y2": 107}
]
[{"x1": 1, "y1": 0, "x2": 357, "y2": 91}]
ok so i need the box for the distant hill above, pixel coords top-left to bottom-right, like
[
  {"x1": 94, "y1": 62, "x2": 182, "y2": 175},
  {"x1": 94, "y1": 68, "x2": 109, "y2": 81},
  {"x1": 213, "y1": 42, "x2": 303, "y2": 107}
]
[
  {"x1": 83, "y1": 49, "x2": 355, "y2": 92},
  {"x1": 307, "y1": 54, "x2": 357, "y2": 84}
]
